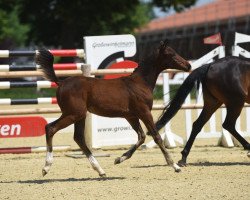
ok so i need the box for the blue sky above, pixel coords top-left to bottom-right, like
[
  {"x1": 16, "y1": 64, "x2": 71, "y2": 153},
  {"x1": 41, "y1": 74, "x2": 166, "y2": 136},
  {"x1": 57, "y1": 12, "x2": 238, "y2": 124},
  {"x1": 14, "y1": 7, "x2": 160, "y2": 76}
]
[{"x1": 155, "y1": 0, "x2": 215, "y2": 17}]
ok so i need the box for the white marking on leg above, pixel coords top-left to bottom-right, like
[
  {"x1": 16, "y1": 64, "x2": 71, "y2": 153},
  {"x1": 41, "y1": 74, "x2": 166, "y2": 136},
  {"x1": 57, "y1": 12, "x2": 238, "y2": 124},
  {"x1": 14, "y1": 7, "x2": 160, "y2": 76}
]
[
  {"x1": 173, "y1": 163, "x2": 181, "y2": 172},
  {"x1": 46, "y1": 151, "x2": 53, "y2": 164},
  {"x1": 119, "y1": 156, "x2": 127, "y2": 163},
  {"x1": 88, "y1": 155, "x2": 106, "y2": 176},
  {"x1": 42, "y1": 151, "x2": 53, "y2": 176}
]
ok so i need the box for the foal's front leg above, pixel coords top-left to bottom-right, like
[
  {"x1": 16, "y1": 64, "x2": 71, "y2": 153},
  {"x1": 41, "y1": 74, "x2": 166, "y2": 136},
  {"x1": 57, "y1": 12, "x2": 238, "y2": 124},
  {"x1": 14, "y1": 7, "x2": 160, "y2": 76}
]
[{"x1": 114, "y1": 117, "x2": 146, "y2": 164}]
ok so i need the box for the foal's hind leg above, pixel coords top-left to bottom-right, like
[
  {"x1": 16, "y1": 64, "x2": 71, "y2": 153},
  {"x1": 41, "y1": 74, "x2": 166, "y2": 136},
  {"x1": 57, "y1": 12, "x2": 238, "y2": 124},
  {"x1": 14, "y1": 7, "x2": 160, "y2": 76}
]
[
  {"x1": 141, "y1": 111, "x2": 181, "y2": 172},
  {"x1": 222, "y1": 103, "x2": 250, "y2": 156},
  {"x1": 114, "y1": 117, "x2": 146, "y2": 164},
  {"x1": 43, "y1": 115, "x2": 76, "y2": 176},
  {"x1": 74, "y1": 118, "x2": 106, "y2": 177}
]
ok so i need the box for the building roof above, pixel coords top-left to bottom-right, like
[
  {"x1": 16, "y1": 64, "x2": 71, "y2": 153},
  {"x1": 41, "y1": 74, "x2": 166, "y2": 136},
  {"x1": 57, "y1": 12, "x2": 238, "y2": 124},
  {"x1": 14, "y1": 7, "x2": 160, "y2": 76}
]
[{"x1": 139, "y1": 0, "x2": 250, "y2": 33}]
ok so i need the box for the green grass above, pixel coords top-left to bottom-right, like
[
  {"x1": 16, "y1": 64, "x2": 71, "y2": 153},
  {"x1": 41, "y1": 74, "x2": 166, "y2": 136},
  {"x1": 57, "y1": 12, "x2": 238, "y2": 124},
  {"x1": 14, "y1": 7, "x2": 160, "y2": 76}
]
[
  {"x1": 1, "y1": 85, "x2": 196, "y2": 100},
  {"x1": 0, "y1": 88, "x2": 57, "y2": 99},
  {"x1": 153, "y1": 85, "x2": 196, "y2": 100}
]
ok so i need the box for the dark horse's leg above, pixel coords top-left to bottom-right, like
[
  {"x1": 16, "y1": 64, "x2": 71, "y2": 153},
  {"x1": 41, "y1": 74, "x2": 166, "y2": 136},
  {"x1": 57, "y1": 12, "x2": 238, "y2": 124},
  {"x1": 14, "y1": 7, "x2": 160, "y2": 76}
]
[
  {"x1": 42, "y1": 114, "x2": 77, "y2": 176},
  {"x1": 74, "y1": 118, "x2": 106, "y2": 177},
  {"x1": 114, "y1": 117, "x2": 146, "y2": 164},
  {"x1": 222, "y1": 103, "x2": 250, "y2": 153},
  {"x1": 141, "y1": 110, "x2": 181, "y2": 172},
  {"x1": 178, "y1": 91, "x2": 222, "y2": 166}
]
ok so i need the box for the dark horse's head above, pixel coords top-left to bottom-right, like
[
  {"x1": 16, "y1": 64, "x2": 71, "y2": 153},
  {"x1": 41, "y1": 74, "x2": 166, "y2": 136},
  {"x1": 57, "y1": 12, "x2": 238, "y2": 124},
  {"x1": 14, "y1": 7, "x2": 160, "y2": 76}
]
[{"x1": 157, "y1": 40, "x2": 191, "y2": 72}]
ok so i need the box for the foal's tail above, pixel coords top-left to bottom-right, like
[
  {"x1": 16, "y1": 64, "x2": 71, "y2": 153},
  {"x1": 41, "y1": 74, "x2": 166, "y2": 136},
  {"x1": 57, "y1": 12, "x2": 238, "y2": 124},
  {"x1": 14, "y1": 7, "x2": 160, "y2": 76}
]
[
  {"x1": 155, "y1": 64, "x2": 210, "y2": 131},
  {"x1": 35, "y1": 49, "x2": 60, "y2": 85}
]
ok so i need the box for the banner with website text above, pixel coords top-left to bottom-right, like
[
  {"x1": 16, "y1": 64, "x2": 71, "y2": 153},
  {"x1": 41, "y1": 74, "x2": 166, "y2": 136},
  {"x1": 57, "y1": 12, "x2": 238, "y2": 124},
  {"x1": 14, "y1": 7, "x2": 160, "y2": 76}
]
[{"x1": 84, "y1": 34, "x2": 137, "y2": 148}]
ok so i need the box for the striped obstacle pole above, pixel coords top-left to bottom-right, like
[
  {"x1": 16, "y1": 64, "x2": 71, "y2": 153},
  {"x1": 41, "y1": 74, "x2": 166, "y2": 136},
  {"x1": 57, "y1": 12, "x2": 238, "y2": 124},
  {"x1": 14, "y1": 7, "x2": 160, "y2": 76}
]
[
  {"x1": 0, "y1": 97, "x2": 57, "y2": 105},
  {"x1": 0, "y1": 116, "x2": 71, "y2": 154},
  {"x1": 0, "y1": 63, "x2": 83, "y2": 72},
  {"x1": 0, "y1": 103, "x2": 250, "y2": 115},
  {"x1": 0, "y1": 68, "x2": 180, "y2": 78},
  {"x1": 0, "y1": 49, "x2": 85, "y2": 58},
  {"x1": 0, "y1": 146, "x2": 71, "y2": 154},
  {"x1": 0, "y1": 80, "x2": 57, "y2": 89}
]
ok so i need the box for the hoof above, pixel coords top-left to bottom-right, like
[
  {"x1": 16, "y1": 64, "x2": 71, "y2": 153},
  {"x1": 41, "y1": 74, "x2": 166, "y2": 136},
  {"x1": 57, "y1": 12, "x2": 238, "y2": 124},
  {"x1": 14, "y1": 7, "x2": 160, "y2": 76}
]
[
  {"x1": 114, "y1": 156, "x2": 126, "y2": 165},
  {"x1": 175, "y1": 168, "x2": 181, "y2": 173},
  {"x1": 114, "y1": 157, "x2": 121, "y2": 165},
  {"x1": 244, "y1": 144, "x2": 250, "y2": 150},
  {"x1": 178, "y1": 160, "x2": 187, "y2": 167},
  {"x1": 42, "y1": 169, "x2": 48, "y2": 177},
  {"x1": 173, "y1": 163, "x2": 181, "y2": 173},
  {"x1": 99, "y1": 173, "x2": 107, "y2": 178},
  {"x1": 247, "y1": 151, "x2": 250, "y2": 158}
]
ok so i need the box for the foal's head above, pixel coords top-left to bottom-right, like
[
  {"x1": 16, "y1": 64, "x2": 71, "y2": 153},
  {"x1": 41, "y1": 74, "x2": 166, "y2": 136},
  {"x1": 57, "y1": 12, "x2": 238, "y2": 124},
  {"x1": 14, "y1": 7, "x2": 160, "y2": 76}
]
[{"x1": 157, "y1": 40, "x2": 191, "y2": 72}]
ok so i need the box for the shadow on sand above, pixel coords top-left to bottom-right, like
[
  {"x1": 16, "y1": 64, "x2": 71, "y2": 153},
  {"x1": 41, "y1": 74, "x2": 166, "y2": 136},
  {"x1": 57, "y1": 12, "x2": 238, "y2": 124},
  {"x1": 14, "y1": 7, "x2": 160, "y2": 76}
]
[
  {"x1": 1, "y1": 176, "x2": 125, "y2": 184},
  {"x1": 188, "y1": 161, "x2": 250, "y2": 167},
  {"x1": 131, "y1": 161, "x2": 250, "y2": 169}
]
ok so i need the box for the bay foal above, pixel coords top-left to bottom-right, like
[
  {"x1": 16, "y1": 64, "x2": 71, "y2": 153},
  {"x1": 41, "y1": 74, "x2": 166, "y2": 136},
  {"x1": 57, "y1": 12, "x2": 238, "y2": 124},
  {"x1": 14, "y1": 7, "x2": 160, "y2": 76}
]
[{"x1": 36, "y1": 41, "x2": 191, "y2": 177}]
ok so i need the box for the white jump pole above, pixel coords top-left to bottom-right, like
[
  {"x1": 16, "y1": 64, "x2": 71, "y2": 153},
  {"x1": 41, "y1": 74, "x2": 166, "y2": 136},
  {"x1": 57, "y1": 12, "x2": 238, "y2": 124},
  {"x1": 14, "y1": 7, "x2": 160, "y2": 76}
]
[
  {"x1": 218, "y1": 45, "x2": 234, "y2": 147},
  {"x1": 163, "y1": 73, "x2": 177, "y2": 148},
  {"x1": 231, "y1": 32, "x2": 250, "y2": 146}
]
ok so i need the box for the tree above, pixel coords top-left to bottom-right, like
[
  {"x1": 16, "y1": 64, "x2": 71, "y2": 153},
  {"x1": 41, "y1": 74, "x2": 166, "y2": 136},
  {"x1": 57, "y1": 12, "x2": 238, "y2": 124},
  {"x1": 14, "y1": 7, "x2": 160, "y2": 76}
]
[
  {"x1": 0, "y1": 0, "x2": 29, "y2": 49},
  {"x1": 17, "y1": 0, "x2": 153, "y2": 48},
  {"x1": 0, "y1": 0, "x2": 197, "y2": 48}
]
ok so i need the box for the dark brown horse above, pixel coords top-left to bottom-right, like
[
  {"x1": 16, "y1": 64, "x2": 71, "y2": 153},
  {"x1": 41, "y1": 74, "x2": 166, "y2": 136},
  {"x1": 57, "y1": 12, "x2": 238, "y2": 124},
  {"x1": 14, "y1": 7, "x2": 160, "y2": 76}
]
[
  {"x1": 154, "y1": 56, "x2": 250, "y2": 166},
  {"x1": 36, "y1": 41, "x2": 191, "y2": 177}
]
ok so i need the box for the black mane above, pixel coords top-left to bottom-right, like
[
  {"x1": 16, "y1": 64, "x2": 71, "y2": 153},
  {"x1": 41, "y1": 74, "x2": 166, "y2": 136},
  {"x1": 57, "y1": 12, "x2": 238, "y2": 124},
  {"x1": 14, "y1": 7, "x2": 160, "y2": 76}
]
[{"x1": 133, "y1": 52, "x2": 157, "y2": 75}]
